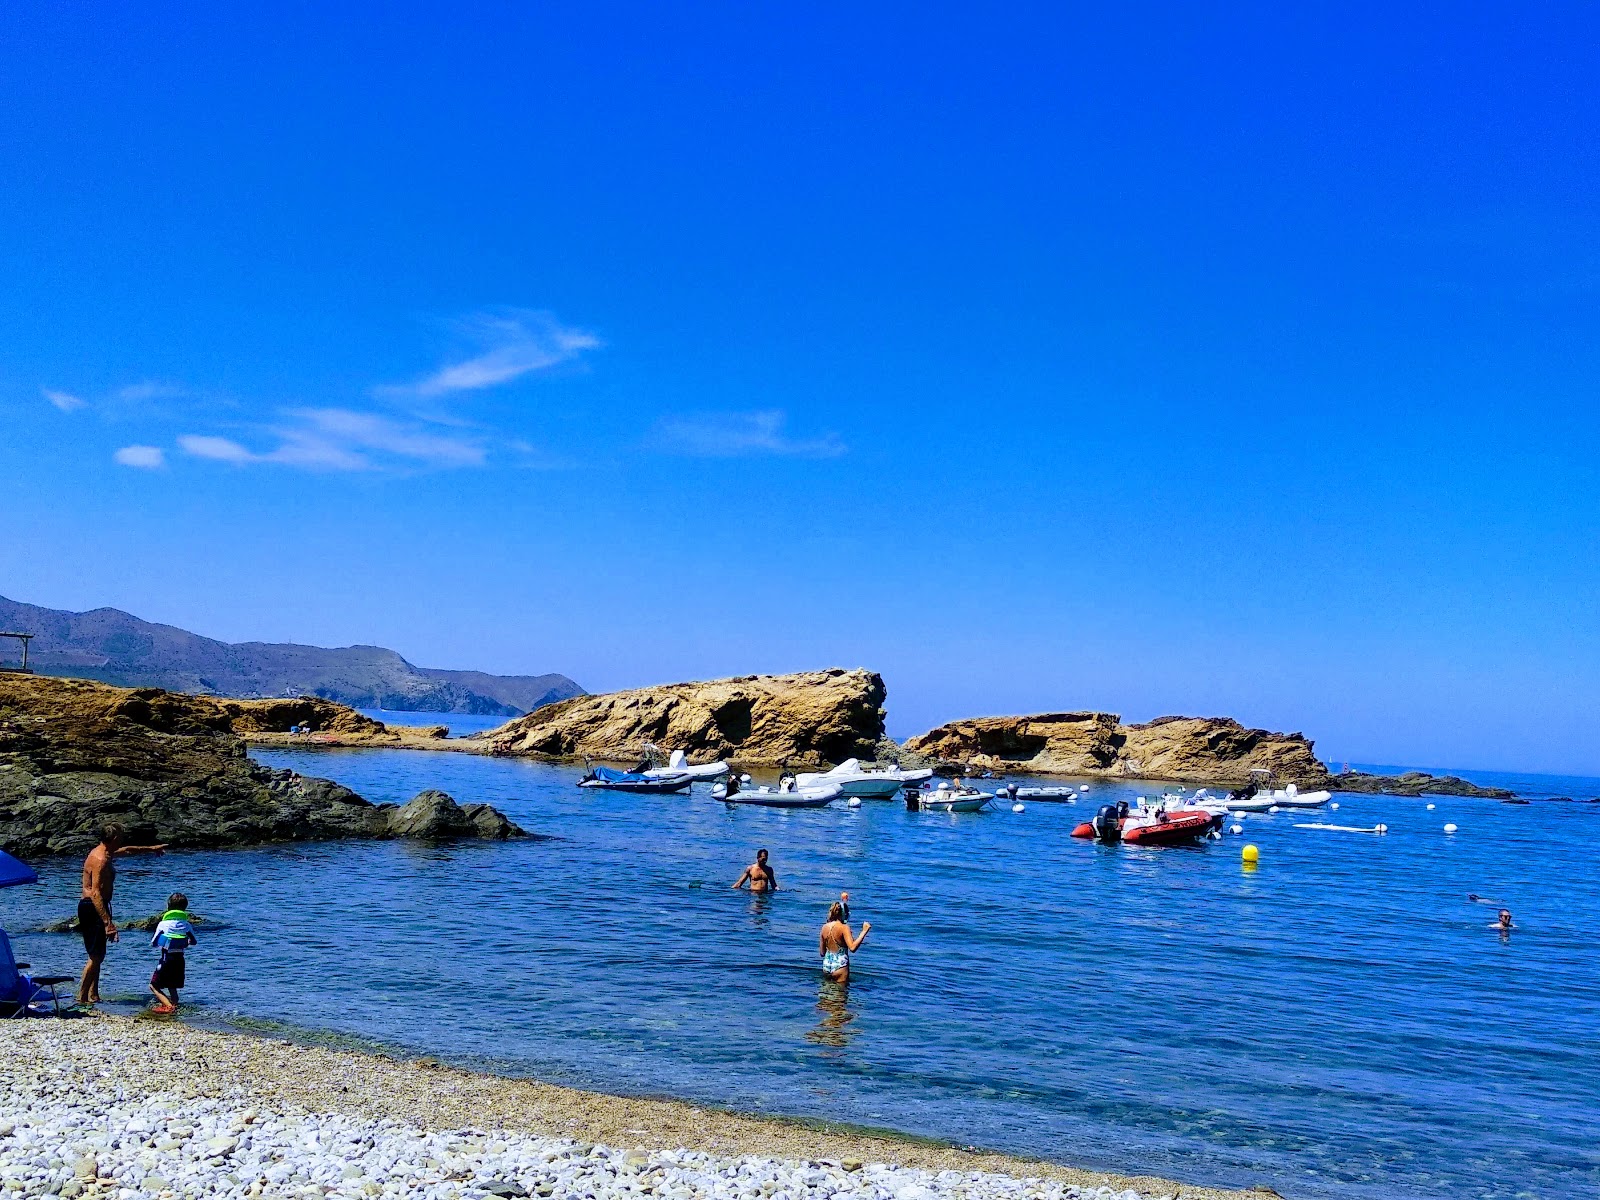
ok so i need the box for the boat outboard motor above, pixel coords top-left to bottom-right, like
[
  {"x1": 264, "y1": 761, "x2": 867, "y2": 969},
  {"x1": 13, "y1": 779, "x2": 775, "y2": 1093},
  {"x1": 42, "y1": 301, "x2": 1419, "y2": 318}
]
[
  {"x1": 1005, "y1": 782, "x2": 1019, "y2": 801},
  {"x1": 1228, "y1": 780, "x2": 1259, "y2": 805},
  {"x1": 1091, "y1": 803, "x2": 1122, "y2": 842}
]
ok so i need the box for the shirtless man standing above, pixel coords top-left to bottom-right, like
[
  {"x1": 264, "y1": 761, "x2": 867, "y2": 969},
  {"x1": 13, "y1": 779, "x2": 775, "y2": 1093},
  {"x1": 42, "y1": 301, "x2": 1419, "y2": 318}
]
[
  {"x1": 77, "y1": 823, "x2": 166, "y2": 1004},
  {"x1": 731, "y1": 848, "x2": 778, "y2": 892}
]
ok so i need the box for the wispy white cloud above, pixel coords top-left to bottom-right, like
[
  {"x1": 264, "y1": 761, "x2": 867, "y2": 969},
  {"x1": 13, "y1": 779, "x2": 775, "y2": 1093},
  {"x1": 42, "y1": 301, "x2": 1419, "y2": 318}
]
[
  {"x1": 113, "y1": 445, "x2": 166, "y2": 469},
  {"x1": 177, "y1": 435, "x2": 257, "y2": 464},
  {"x1": 43, "y1": 388, "x2": 86, "y2": 412},
  {"x1": 376, "y1": 309, "x2": 600, "y2": 399},
  {"x1": 81, "y1": 307, "x2": 592, "y2": 477},
  {"x1": 115, "y1": 381, "x2": 188, "y2": 403},
  {"x1": 655, "y1": 410, "x2": 846, "y2": 459},
  {"x1": 179, "y1": 408, "x2": 486, "y2": 472}
]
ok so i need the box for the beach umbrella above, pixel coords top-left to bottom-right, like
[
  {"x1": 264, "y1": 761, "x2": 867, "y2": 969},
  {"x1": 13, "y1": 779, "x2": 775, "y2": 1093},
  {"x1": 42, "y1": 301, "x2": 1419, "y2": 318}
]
[{"x1": 0, "y1": 849, "x2": 39, "y2": 889}]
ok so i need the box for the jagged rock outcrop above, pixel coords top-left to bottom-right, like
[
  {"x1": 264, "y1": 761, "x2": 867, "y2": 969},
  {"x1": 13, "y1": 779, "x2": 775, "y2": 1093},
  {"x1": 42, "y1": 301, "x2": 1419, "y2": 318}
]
[
  {"x1": 0, "y1": 675, "x2": 524, "y2": 857},
  {"x1": 1324, "y1": 770, "x2": 1513, "y2": 799},
  {"x1": 479, "y1": 669, "x2": 887, "y2": 767},
  {"x1": 904, "y1": 712, "x2": 1331, "y2": 787}
]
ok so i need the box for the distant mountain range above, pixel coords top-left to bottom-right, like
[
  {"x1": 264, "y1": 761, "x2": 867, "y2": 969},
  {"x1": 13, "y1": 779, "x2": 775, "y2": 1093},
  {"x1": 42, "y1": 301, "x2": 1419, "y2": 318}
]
[{"x1": 0, "y1": 595, "x2": 583, "y2": 716}]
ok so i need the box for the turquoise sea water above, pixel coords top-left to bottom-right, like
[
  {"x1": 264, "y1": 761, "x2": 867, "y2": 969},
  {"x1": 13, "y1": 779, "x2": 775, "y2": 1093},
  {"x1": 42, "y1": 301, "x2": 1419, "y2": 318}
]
[{"x1": 4, "y1": 750, "x2": 1596, "y2": 1200}]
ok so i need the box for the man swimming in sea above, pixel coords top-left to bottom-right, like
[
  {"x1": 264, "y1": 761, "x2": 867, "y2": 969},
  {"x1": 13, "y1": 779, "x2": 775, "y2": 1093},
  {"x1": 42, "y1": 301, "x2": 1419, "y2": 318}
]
[
  {"x1": 732, "y1": 848, "x2": 778, "y2": 892},
  {"x1": 77, "y1": 822, "x2": 167, "y2": 1004},
  {"x1": 1493, "y1": 909, "x2": 1515, "y2": 932}
]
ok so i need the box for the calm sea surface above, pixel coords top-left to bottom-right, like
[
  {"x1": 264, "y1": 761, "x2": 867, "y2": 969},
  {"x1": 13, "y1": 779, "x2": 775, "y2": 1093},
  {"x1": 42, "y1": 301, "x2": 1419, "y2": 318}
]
[{"x1": 4, "y1": 748, "x2": 1596, "y2": 1200}]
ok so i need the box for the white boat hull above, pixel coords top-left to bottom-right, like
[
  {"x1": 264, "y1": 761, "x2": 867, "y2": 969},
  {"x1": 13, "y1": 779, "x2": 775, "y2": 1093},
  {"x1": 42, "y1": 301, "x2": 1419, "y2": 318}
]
[
  {"x1": 795, "y1": 758, "x2": 926, "y2": 798},
  {"x1": 1230, "y1": 788, "x2": 1332, "y2": 812},
  {"x1": 642, "y1": 750, "x2": 729, "y2": 780},
  {"x1": 920, "y1": 791, "x2": 994, "y2": 813},
  {"x1": 712, "y1": 781, "x2": 841, "y2": 807},
  {"x1": 643, "y1": 762, "x2": 729, "y2": 780}
]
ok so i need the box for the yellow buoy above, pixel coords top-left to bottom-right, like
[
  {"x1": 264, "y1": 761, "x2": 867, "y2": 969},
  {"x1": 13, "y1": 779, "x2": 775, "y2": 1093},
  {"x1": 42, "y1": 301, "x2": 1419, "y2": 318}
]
[{"x1": 1242, "y1": 843, "x2": 1260, "y2": 865}]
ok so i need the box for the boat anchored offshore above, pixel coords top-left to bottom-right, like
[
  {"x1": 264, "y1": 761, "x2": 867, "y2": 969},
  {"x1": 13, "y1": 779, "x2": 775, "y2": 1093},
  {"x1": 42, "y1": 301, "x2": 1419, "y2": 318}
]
[
  {"x1": 912, "y1": 782, "x2": 995, "y2": 813},
  {"x1": 1072, "y1": 798, "x2": 1223, "y2": 846},
  {"x1": 578, "y1": 765, "x2": 694, "y2": 793},
  {"x1": 637, "y1": 746, "x2": 731, "y2": 781},
  {"x1": 1225, "y1": 769, "x2": 1331, "y2": 813},
  {"x1": 712, "y1": 774, "x2": 840, "y2": 807},
  {"x1": 997, "y1": 783, "x2": 1080, "y2": 802},
  {"x1": 794, "y1": 758, "x2": 933, "y2": 799}
]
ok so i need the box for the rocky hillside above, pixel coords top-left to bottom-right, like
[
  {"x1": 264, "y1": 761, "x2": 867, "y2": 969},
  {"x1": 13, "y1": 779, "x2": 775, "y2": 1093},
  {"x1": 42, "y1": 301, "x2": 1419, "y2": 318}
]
[
  {"x1": 905, "y1": 712, "x2": 1331, "y2": 787},
  {"x1": 480, "y1": 669, "x2": 887, "y2": 766},
  {"x1": 0, "y1": 675, "x2": 524, "y2": 857},
  {"x1": 0, "y1": 594, "x2": 582, "y2": 715}
]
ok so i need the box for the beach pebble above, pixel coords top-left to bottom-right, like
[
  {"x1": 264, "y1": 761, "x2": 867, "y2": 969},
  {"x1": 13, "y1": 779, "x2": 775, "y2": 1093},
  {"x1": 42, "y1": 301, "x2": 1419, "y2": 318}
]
[{"x1": 0, "y1": 1024, "x2": 1175, "y2": 1200}]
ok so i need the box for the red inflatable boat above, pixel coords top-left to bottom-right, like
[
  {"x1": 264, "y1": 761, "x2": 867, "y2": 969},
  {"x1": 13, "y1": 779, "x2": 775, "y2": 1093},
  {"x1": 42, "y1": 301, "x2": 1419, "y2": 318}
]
[{"x1": 1072, "y1": 802, "x2": 1222, "y2": 846}]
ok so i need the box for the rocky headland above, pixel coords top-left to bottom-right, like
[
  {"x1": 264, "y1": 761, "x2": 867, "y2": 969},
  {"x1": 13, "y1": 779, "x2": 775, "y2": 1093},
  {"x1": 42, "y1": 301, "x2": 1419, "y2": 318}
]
[
  {"x1": 904, "y1": 713, "x2": 1331, "y2": 787},
  {"x1": 0, "y1": 592, "x2": 583, "y2": 716},
  {"x1": 478, "y1": 669, "x2": 888, "y2": 767},
  {"x1": 0, "y1": 674, "x2": 523, "y2": 858}
]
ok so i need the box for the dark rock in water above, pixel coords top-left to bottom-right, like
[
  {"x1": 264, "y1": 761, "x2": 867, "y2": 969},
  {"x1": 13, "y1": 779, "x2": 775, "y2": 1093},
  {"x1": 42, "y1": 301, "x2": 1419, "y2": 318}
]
[
  {"x1": 0, "y1": 674, "x2": 526, "y2": 858},
  {"x1": 378, "y1": 790, "x2": 524, "y2": 840},
  {"x1": 461, "y1": 801, "x2": 521, "y2": 839},
  {"x1": 40, "y1": 911, "x2": 219, "y2": 934},
  {"x1": 1326, "y1": 770, "x2": 1515, "y2": 799}
]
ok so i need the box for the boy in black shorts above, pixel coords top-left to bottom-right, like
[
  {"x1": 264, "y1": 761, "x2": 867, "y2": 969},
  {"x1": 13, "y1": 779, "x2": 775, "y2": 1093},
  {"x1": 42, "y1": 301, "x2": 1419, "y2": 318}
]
[{"x1": 148, "y1": 892, "x2": 198, "y2": 1013}]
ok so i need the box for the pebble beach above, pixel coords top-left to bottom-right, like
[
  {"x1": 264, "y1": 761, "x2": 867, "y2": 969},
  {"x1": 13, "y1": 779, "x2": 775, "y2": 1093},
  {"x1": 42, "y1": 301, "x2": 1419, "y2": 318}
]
[{"x1": 0, "y1": 1019, "x2": 1260, "y2": 1200}]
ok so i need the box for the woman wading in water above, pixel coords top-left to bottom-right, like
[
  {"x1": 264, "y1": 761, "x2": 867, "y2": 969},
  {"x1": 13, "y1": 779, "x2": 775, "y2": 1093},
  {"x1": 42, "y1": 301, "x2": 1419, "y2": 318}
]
[{"x1": 819, "y1": 901, "x2": 870, "y2": 983}]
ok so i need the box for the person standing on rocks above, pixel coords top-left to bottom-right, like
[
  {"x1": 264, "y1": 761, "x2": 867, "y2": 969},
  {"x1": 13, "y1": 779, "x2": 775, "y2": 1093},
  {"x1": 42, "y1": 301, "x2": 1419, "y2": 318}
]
[{"x1": 77, "y1": 822, "x2": 166, "y2": 1005}]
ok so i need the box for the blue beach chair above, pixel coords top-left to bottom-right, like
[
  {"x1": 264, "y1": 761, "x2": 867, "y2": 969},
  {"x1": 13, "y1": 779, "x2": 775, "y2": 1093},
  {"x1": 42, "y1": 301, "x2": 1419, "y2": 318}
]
[
  {"x1": 0, "y1": 927, "x2": 71, "y2": 1017},
  {"x1": 0, "y1": 847, "x2": 72, "y2": 1017}
]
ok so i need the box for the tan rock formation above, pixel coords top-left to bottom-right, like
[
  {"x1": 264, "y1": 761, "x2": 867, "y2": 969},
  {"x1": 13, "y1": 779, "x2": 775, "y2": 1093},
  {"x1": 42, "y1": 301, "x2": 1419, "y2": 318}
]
[
  {"x1": 904, "y1": 712, "x2": 1331, "y2": 787},
  {"x1": 217, "y1": 697, "x2": 394, "y2": 738},
  {"x1": 479, "y1": 669, "x2": 887, "y2": 766}
]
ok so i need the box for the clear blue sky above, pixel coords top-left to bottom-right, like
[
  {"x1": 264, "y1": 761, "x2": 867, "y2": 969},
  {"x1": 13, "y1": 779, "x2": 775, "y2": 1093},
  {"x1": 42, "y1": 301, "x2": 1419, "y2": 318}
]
[{"x1": 2, "y1": 4, "x2": 1597, "y2": 772}]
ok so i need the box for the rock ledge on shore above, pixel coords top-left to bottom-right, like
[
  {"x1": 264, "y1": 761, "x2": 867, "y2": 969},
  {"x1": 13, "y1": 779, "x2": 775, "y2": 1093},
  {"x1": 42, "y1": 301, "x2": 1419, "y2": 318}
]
[{"x1": 0, "y1": 674, "x2": 524, "y2": 857}]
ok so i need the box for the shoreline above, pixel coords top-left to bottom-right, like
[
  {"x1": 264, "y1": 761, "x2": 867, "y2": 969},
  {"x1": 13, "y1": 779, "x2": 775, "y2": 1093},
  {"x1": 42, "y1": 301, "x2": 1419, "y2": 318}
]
[{"x1": 2, "y1": 1016, "x2": 1265, "y2": 1200}]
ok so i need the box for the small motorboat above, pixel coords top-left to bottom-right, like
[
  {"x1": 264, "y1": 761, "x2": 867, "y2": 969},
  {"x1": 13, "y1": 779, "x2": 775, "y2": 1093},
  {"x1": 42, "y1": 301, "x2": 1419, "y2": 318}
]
[
  {"x1": 795, "y1": 759, "x2": 933, "y2": 799},
  {"x1": 913, "y1": 783, "x2": 994, "y2": 813},
  {"x1": 637, "y1": 747, "x2": 730, "y2": 781},
  {"x1": 712, "y1": 777, "x2": 840, "y2": 807},
  {"x1": 997, "y1": 783, "x2": 1079, "y2": 802},
  {"x1": 1072, "y1": 799, "x2": 1223, "y2": 846},
  {"x1": 578, "y1": 765, "x2": 694, "y2": 793},
  {"x1": 1227, "y1": 786, "x2": 1332, "y2": 812}
]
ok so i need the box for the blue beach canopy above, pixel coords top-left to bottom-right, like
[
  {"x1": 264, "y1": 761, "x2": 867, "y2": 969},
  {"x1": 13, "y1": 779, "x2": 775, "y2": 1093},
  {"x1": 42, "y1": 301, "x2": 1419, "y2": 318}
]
[{"x1": 0, "y1": 849, "x2": 39, "y2": 889}]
